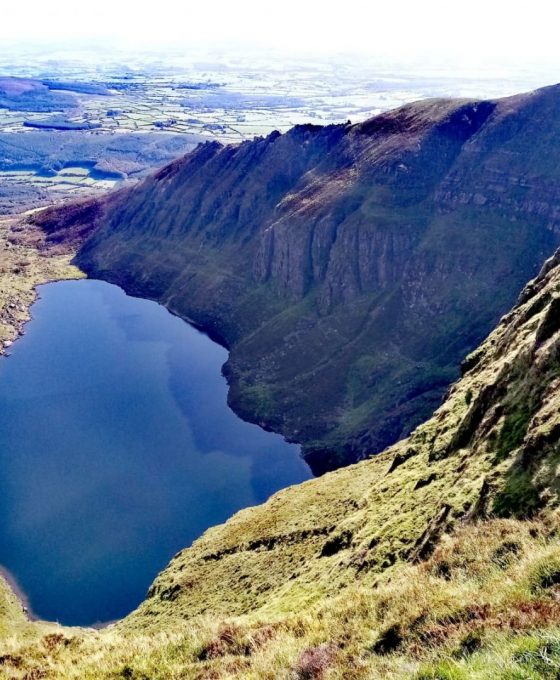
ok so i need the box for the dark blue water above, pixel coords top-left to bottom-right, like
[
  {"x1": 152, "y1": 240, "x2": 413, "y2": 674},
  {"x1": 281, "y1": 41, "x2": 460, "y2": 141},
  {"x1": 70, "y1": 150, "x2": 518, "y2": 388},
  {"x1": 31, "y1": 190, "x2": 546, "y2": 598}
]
[{"x1": 0, "y1": 280, "x2": 310, "y2": 626}]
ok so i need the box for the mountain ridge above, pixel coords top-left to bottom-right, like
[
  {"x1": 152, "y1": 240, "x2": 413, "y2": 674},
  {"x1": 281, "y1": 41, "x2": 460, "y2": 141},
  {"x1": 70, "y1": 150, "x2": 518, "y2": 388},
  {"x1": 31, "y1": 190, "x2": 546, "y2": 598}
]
[
  {"x1": 33, "y1": 83, "x2": 560, "y2": 474},
  {"x1": 4, "y1": 83, "x2": 560, "y2": 677}
]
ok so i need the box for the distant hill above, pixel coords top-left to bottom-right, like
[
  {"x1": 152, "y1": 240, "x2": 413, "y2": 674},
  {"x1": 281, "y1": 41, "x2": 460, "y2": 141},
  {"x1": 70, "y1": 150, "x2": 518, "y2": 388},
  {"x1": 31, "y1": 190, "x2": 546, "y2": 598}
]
[{"x1": 0, "y1": 76, "x2": 77, "y2": 111}]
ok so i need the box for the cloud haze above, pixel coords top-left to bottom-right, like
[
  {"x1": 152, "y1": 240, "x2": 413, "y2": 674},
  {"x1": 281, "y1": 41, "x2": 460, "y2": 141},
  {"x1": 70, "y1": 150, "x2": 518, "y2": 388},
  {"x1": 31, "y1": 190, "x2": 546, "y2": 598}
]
[{"x1": 1, "y1": 0, "x2": 558, "y2": 65}]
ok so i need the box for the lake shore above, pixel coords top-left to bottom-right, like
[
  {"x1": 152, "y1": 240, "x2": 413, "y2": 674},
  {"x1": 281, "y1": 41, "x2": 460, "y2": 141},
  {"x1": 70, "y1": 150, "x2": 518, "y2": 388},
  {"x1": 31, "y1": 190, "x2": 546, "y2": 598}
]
[
  {"x1": 0, "y1": 213, "x2": 84, "y2": 627},
  {"x1": 0, "y1": 565, "x2": 36, "y2": 621},
  {"x1": 0, "y1": 213, "x2": 84, "y2": 355}
]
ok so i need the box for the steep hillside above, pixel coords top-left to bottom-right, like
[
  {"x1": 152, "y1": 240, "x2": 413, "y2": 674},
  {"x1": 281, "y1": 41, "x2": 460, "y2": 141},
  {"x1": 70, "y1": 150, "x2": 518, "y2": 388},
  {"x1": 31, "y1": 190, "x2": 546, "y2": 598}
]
[
  {"x1": 5, "y1": 219, "x2": 560, "y2": 678},
  {"x1": 33, "y1": 84, "x2": 560, "y2": 474},
  {"x1": 127, "y1": 244, "x2": 560, "y2": 626}
]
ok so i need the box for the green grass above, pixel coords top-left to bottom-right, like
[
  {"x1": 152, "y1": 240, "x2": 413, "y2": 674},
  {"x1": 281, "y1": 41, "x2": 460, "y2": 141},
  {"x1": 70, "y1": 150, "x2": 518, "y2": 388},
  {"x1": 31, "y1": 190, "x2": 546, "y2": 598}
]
[
  {"x1": 496, "y1": 407, "x2": 533, "y2": 461},
  {"x1": 3, "y1": 519, "x2": 560, "y2": 678},
  {"x1": 493, "y1": 468, "x2": 542, "y2": 518}
]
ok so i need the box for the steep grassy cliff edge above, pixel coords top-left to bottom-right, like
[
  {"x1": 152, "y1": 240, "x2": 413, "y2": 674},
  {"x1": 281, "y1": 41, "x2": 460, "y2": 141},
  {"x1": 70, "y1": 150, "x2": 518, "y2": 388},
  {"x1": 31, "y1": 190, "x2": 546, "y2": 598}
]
[{"x1": 3, "y1": 235, "x2": 560, "y2": 676}]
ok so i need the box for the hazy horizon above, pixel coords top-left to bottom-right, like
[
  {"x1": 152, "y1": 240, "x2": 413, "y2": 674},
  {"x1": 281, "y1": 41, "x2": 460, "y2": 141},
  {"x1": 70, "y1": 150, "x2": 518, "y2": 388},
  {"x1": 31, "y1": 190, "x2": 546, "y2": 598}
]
[{"x1": 2, "y1": 0, "x2": 560, "y2": 70}]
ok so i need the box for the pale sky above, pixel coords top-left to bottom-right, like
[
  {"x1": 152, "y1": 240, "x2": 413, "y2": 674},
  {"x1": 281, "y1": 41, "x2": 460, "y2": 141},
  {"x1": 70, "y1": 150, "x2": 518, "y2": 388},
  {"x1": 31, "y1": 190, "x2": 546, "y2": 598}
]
[{"x1": 1, "y1": 0, "x2": 560, "y2": 65}]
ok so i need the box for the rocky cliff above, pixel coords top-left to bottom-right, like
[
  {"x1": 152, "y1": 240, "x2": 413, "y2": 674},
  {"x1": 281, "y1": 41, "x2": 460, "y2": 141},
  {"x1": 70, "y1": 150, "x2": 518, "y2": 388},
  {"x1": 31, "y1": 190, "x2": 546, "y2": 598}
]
[{"x1": 34, "y1": 84, "x2": 560, "y2": 473}]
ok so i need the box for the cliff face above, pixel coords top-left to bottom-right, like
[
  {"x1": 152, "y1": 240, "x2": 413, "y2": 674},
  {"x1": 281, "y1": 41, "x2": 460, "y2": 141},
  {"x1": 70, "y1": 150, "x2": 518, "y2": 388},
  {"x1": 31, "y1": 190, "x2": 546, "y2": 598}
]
[{"x1": 35, "y1": 84, "x2": 560, "y2": 473}]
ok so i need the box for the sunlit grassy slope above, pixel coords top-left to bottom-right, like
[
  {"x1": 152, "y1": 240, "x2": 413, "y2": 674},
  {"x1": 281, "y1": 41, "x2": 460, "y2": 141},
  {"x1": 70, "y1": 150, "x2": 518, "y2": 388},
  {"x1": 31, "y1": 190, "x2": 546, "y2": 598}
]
[{"x1": 3, "y1": 233, "x2": 560, "y2": 676}]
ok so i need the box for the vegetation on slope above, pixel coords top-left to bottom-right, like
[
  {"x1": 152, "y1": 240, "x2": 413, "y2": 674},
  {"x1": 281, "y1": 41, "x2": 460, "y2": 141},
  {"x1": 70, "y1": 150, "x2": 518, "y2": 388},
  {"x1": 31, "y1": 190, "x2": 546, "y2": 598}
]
[
  {"x1": 5, "y1": 86, "x2": 560, "y2": 676},
  {"x1": 3, "y1": 228, "x2": 560, "y2": 676},
  {"x1": 3, "y1": 519, "x2": 560, "y2": 679}
]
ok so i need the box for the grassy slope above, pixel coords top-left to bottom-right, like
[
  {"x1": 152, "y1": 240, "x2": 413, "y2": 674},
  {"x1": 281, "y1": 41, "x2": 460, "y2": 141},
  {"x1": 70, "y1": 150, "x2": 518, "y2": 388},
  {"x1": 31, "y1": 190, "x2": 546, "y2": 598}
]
[{"x1": 3, "y1": 244, "x2": 560, "y2": 676}]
